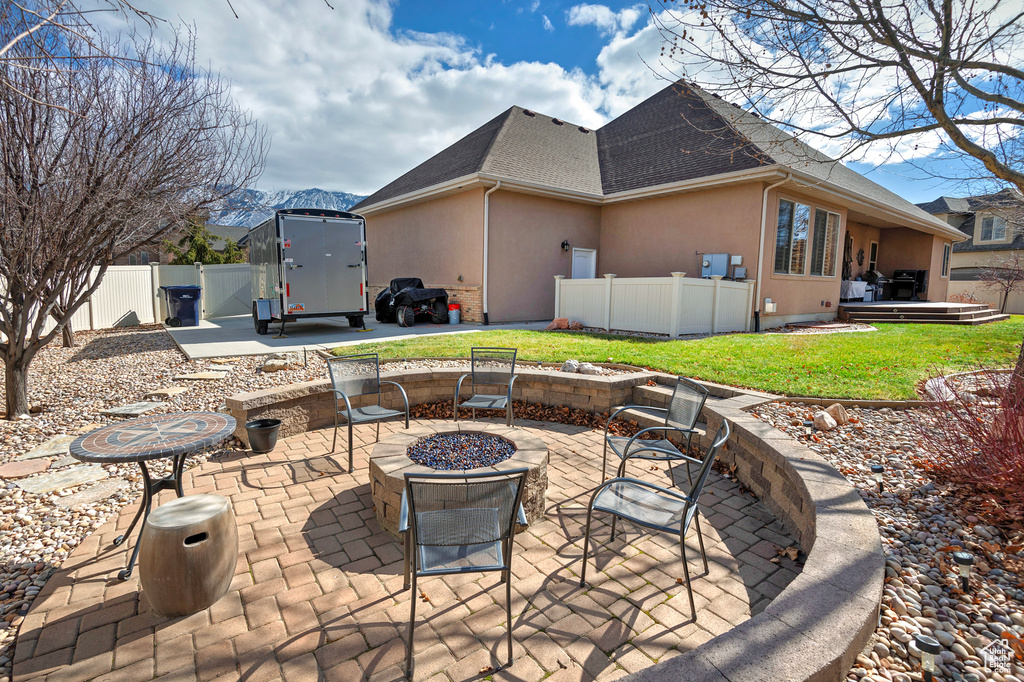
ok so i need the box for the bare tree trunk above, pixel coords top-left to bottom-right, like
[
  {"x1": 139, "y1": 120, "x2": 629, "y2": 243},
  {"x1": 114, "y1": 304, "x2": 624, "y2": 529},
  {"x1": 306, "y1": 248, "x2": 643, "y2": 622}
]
[
  {"x1": 62, "y1": 323, "x2": 76, "y2": 348},
  {"x1": 4, "y1": 351, "x2": 30, "y2": 418}
]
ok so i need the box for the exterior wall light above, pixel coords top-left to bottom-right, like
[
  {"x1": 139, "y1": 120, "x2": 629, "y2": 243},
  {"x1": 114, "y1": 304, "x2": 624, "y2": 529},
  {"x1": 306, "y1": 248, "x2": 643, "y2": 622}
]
[
  {"x1": 561, "y1": 240, "x2": 570, "y2": 252},
  {"x1": 870, "y1": 464, "x2": 885, "y2": 493},
  {"x1": 914, "y1": 633, "x2": 942, "y2": 682},
  {"x1": 952, "y1": 551, "x2": 974, "y2": 592}
]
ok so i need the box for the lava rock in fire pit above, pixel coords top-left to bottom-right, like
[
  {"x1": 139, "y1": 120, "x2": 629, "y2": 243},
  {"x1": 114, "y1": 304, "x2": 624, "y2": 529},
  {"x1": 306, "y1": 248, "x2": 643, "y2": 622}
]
[{"x1": 407, "y1": 433, "x2": 515, "y2": 470}]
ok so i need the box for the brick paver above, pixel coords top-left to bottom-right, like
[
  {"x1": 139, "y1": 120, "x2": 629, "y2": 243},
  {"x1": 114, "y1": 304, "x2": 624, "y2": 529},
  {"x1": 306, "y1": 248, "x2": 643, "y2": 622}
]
[{"x1": 13, "y1": 419, "x2": 800, "y2": 681}]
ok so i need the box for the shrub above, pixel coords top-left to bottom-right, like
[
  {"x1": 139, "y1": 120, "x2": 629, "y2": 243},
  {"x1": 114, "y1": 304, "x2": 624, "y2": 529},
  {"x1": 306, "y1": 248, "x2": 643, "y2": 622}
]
[{"x1": 913, "y1": 368, "x2": 1024, "y2": 524}]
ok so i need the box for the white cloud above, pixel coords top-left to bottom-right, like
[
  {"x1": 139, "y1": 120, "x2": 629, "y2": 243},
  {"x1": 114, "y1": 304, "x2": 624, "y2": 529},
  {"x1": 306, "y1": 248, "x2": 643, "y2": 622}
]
[
  {"x1": 566, "y1": 3, "x2": 644, "y2": 37},
  {"x1": 542, "y1": 15, "x2": 554, "y2": 31},
  {"x1": 530, "y1": 0, "x2": 540, "y2": 12}
]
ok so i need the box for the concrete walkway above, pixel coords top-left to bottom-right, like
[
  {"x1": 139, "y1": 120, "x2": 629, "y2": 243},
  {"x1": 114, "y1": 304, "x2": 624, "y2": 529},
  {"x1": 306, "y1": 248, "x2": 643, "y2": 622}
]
[
  {"x1": 12, "y1": 419, "x2": 801, "y2": 682},
  {"x1": 166, "y1": 315, "x2": 550, "y2": 360}
]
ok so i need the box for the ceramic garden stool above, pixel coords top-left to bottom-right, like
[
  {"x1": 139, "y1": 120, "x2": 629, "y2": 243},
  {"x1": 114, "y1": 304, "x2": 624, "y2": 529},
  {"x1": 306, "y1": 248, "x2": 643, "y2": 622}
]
[{"x1": 139, "y1": 494, "x2": 238, "y2": 617}]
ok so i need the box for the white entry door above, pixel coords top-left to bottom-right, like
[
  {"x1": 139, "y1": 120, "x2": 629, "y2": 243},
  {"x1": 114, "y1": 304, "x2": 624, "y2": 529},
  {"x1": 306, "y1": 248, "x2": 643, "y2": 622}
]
[{"x1": 572, "y1": 248, "x2": 597, "y2": 279}]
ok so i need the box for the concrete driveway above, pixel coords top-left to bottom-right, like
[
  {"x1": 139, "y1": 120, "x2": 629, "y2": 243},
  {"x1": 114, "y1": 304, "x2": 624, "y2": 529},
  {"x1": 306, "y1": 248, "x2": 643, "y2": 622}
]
[{"x1": 165, "y1": 314, "x2": 549, "y2": 359}]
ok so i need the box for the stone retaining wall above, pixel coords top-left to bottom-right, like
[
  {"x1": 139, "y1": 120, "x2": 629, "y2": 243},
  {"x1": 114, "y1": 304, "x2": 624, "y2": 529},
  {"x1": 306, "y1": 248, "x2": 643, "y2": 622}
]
[{"x1": 224, "y1": 367, "x2": 883, "y2": 682}]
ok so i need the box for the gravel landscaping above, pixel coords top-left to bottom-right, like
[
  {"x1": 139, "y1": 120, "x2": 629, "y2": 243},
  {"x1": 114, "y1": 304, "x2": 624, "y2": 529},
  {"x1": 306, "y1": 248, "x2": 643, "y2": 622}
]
[
  {"x1": 753, "y1": 402, "x2": 1024, "y2": 682},
  {"x1": 1, "y1": 324, "x2": 1022, "y2": 681}
]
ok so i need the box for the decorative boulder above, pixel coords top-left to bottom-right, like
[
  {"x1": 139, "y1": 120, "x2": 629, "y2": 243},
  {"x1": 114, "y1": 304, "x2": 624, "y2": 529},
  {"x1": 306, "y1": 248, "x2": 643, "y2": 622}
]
[
  {"x1": 825, "y1": 403, "x2": 850, "y2": 425},
  {"x1": 546, "y1": 318, "x2": 569, "y2": 330},
  {"x1": 813, "y1": 410, "x2": 838, "y2": 431},
  {"x1": 561, "y1": 359, "x2": 580, "y2": 373},
  {"x1": 567, "y1": 321, "x2": 585, "y2": 330},
  {"x1": 578, "y1": 363, "x2": 602, "y2": 375},
  {"x1": 261, "y1": 360, "x2": 293, "y2": 372}
]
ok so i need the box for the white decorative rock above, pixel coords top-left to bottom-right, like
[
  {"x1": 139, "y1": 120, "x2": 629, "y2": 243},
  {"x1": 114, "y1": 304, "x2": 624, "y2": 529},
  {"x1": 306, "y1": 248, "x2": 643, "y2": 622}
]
[
  {"x1": 561, "y1": 359, "x2": 580, "y2": 373},
  {"x1": 813, "y1": 410, "x2": 838, "y2": 431},
  {"x1": 578, "y1": 363, "x2": 601, "y2": 375}
]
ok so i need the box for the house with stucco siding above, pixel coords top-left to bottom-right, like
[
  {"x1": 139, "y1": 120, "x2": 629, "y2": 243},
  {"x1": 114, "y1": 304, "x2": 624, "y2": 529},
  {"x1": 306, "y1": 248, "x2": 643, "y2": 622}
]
[{"x1": 353, "y1": 81, "x2": 966, "y2": 327}]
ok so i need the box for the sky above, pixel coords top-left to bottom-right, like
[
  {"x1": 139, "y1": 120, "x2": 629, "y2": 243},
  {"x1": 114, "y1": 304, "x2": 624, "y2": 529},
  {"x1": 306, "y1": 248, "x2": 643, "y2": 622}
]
[{"x1": 99, "y1": 0, "x2": 985, "y2": 203}]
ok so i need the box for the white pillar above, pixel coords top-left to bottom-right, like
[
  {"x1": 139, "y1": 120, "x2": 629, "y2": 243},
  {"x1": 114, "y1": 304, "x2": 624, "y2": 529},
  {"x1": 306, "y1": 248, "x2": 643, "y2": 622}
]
[
  {"x1": 670, "y1": 272, "x2": 686, "y2": 338},
  {"x1": 603, "y1": 274, "x2": 616, "y2": 332},
  {"x1": 743, "y1": 279, "x2": 756, "y2": 332},
  {"x1": 194, "y1": 262, "x2": 205, "y2": 319},
  {"x1": 553, "y1": 275, "x2": 564, "y2": 319},
  {"x1": 150, "y1": 263, "x2": 160, "y2": 324},
  {"x1": 710, "y1": 275, "x2": 723, "y2": 333}
]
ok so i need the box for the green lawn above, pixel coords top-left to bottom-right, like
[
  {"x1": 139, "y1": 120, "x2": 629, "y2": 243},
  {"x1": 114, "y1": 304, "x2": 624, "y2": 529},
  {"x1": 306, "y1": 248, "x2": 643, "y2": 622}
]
[{"x1": 335, "y1": 317, "x2": 1024, "y2": 400}]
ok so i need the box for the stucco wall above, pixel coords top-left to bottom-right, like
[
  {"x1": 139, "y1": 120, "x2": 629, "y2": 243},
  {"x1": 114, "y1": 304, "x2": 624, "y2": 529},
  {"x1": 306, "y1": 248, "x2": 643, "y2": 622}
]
[
  {"x1": 488, "y1": 191, "x2": 601, "y2": 322},
  {"x1": 759, "y1": 188, "x2": 846, "y2": 321},
  {"x1": 364, "y1": 189, "x2": 484, "y2": 288},
  {"x1": 845, "y1": 221, "x2": 882, "y2": 280},
  {"x1": 598, "y1": 183, "x2": 763, "y2": 279},
  {"x1": 877, "y1": 228, "x2": 950, "y2": 301}
]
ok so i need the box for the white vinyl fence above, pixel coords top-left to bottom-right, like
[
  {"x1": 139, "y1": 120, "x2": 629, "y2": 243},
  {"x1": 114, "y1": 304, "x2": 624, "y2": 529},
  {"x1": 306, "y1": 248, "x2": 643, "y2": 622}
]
[
  {"x1": 38, "y1": 262, "x2": 253, "y2": 335},
  {"x1": 554, "y1": 273, "x2": 754, "y2": 336}
]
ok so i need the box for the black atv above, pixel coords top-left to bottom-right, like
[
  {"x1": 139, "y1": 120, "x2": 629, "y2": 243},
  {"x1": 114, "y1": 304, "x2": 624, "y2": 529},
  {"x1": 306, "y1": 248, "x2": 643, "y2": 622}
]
[{"x1": 374, "y1": 278, "x2": 449, "y2": 327}]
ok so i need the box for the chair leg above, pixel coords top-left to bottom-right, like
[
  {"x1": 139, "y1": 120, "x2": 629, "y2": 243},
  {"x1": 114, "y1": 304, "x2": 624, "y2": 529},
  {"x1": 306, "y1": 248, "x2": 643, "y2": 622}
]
[
  {"x1": 685, "y1": 433, "x2": 695, "y2": 488},
  {"x1": 601, "y1": 439, "x2": 609, "y2": 482},
  {"x1": 505, "y1": 565, "x2": 514, "y2": 667},
  {"x1": 403, "y1": 531, "x2": 411, "y2": 590},
  {"x1": 331, "y1": 411, "x2": 339, "y2": 453},
  {"x1": 375, "y1": 420, "x2": 381, "y2": 443},
  {"x1": 347, "y1": 422, "x2": 354, "y2": 473},
  {"x1": 681, "y1": 538, "x2": 696, "y2": 620},
  {"x1": 695, "y1": 512, "x2": 709, "y2": 574},
  {"x1": 579, "y1": 506, "x2": 596, "y2": 587},
  {"x1": 406, "y1": 572, "x2": 418, "y2": 679}
]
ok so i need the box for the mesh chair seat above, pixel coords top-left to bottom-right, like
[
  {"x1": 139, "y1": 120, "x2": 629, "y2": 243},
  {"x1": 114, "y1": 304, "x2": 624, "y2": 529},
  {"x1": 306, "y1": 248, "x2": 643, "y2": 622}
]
[
  {"x1": 458, "y1": 394, "x2": 508, "y2": 410},
  {"x1": 347, "y1": 405, "x2": 406, "y2": 424},
  {"x1": 592, "y1": 480, "x2": 693, "y2": 532},
  {"x1": 606, "y1": 436, "x2": 699, "y2": 462}
]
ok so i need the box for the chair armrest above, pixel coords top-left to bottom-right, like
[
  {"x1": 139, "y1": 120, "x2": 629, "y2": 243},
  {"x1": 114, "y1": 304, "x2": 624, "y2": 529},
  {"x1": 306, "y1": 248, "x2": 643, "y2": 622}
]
[
  {"x1": 605, "y1": 404, "x2": 667, "y2": 436},
  {"x1": 331, "y1": 389, "x2": 354, "y2": 420},
  {"x1": 381, "y1": 381, "x2": 410, "y2": 414},
  {"x1": 454, "y1": 373, "x2": 471, "y2": 401},
  {"x1": 507, "y1": 374, "x2": 518, "y2": 399},
  {"x1": 399, "y1": 489, "x2": 410, "y2": 533},
  {"x1": 517, "y1": 503, "x2": 527, "y2": 526}
]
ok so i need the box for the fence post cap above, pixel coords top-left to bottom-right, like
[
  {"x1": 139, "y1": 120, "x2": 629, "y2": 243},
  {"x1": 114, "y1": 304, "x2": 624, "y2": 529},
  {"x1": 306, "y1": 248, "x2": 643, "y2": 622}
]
[
  {"x1": 553, "y1": 275, "x2": 565, "y2": 280},
  {"x1": 710, "y1": 275, "x2": 724, "y2": 280},
  {"x1": 603, "y1": 273, "x2": 617, "y2": 279},
  {"x1": 671, "y1": 272, "x2": 686, "y2": 278}
]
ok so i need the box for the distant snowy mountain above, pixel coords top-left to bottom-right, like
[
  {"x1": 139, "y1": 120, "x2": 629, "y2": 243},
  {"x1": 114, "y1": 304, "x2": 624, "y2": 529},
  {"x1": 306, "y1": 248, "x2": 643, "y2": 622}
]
[{"x1": 211, "y1": 188, "x2": 366, "y2": 228}]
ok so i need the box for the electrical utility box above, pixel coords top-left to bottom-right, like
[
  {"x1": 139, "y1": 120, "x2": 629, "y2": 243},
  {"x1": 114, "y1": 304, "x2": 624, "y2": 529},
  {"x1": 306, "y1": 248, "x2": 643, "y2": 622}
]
[
  {"x1": 700, "y1": 253, "x2": 730, "y2": 278},
  {"x1": 248, "y1": 209, "x2": 368, "y2": 335}
]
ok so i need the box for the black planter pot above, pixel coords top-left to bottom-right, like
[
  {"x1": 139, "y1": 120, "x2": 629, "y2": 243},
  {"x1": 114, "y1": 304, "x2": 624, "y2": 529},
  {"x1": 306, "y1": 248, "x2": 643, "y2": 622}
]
[{"x1": 245, "y1": 419, "x2": 282, "y2": 454}]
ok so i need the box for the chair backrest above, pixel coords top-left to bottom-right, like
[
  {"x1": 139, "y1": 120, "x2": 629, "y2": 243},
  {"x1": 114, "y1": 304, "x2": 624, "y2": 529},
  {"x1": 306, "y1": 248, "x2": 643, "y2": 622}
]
[
  {"x1": 327, "y1": 353, "x2": 381, "y2": 399},
  {"x1": 682, "y1": 420, "x2": 730, "y2": 528},
  {"x1": 666, "y1": 377, "x2": 710, "y2": 431},
  {"x1": 405, "y1": 468, "x2": 527, "y2": 558},
  {"x1": 470, "y1": 347, "x2": 517, "y2": 388}
]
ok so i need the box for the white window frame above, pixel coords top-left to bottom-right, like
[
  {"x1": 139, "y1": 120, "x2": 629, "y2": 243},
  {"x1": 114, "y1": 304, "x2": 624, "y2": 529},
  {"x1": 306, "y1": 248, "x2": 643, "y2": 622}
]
[
  {"x1": 941, "y1": 243, "x2": 951, "y2": 278},
  {"x1": 140, "y1": 251, "x2": 150, "y2": 265},
  {"x1": 978, "y1": 214, "x2": 1007, "y2": 243},
  {"x1": 774, "y1": 198, "x2": 812, "y2": 275},
  {"x1": 868, "y1": 241, "x2": 878, "y2": 271}
]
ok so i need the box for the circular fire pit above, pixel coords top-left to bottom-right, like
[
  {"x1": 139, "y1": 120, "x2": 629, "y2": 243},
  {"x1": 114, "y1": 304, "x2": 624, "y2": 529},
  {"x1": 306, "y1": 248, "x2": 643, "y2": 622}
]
[{"x1": 369, "y1": 423, "x2": 549, "y2": 538}]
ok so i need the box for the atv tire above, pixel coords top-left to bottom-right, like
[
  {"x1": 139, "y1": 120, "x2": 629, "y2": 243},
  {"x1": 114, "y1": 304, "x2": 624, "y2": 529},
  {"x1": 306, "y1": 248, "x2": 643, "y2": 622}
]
[
  {"x1": 400, "y1": 305, "x2": 416, "y2": 328},
  {"x1": 430, "y1": 300, "x2": 448, "y2": 324}
]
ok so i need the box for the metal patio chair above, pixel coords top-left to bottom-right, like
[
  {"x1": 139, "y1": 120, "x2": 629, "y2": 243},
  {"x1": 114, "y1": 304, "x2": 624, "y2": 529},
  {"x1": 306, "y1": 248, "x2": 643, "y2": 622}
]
[
  {"x1": 579, "y1": 420, "x2": 730, "y2": 621},
  {"x1": 601, "y1": 376, "x2": 710, "y2": 486},
  {"x1": 453, "y1": 347, "x2": 518, "y2": 426},
  {"x1": 399, "y1": 468, "x2": 529, "y2": 679},
  {"x1": 327, "y1": 353, "x2": 409, "y2": 472}
]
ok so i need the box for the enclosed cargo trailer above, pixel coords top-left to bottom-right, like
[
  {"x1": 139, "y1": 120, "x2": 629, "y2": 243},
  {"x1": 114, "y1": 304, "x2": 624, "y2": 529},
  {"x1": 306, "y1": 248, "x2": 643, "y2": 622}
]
[{"x1": 249, "y1": 209, "x2": 368, "y2": 335}]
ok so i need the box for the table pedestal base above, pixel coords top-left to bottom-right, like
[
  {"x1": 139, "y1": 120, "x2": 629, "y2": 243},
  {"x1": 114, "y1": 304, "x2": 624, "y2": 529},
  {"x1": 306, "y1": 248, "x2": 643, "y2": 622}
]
[{"x1": 114, "y1": 455, "x2": 187, "y2": 581}]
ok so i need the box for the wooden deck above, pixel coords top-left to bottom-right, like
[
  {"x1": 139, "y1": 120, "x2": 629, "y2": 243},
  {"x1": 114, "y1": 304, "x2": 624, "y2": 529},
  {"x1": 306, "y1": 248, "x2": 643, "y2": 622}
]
[{"x1": 838, "y1": 301, "x2": 1010, "y2": 325}]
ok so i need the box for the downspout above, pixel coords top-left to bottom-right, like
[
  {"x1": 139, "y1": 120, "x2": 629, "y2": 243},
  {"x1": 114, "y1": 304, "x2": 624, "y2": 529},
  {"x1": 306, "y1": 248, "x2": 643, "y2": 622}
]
[
  {"x1": 482, "y1": 180, "x2": 501, "y2": 325},
  {"x1": 754, "y1": 172, "x2": 791, "y2": 332}
]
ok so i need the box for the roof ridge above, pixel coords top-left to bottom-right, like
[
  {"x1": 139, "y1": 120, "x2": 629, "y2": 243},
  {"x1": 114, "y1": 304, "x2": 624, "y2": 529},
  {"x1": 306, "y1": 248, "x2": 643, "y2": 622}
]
[
  {"x1": 681, "y1": 82, "x2": 778, "y2": 166},
  {"x1": 479, "y1": 106, "x2": 518, "y2": 175}
]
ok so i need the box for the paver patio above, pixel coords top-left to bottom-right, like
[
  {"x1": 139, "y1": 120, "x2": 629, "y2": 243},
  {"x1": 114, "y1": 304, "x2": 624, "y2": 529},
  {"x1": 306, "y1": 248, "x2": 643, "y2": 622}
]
[{"x1": 12, "y1": 419, "x2": 801, "y2": 681}]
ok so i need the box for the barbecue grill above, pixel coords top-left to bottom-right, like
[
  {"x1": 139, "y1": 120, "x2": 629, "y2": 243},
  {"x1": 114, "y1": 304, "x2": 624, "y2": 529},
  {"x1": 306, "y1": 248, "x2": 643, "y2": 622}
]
[{"x1": 891, "y1": 269, "x2": 928, "y2": 301}]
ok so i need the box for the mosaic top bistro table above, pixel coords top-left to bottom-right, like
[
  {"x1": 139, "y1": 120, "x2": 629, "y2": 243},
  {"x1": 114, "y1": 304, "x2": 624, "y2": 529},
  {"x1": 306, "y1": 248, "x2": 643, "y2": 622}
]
[{"x1": 69, "y1": 412, "x2": 236, "y2": 581}]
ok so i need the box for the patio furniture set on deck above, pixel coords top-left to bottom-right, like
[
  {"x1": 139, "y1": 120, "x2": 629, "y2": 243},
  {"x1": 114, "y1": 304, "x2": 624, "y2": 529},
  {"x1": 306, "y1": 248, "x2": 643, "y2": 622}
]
[{"x1": 68, "y1": 347, "x2": 727, "y2": 679}]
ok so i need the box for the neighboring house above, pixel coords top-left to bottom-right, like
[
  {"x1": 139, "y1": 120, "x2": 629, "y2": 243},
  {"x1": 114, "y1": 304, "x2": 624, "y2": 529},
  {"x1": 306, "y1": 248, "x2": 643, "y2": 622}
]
[
  {"x1": 352, "y1": 81, "x2": 965, "y2": 326},
  {"x1": 114, "y1": 223, "x2": 250, "y2": 266},
  {"x1": 918, "y1": 188, "x2": 1024, "y2": 313}
]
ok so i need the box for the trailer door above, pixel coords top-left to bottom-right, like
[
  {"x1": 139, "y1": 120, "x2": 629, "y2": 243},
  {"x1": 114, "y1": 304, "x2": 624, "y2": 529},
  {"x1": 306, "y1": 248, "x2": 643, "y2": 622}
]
[
  {"x1": 324, "y1": 219, "x2": 365, "y2": 313},
  {"x1": 279, "y1": 215, "x2": 330, "y2": 315}
]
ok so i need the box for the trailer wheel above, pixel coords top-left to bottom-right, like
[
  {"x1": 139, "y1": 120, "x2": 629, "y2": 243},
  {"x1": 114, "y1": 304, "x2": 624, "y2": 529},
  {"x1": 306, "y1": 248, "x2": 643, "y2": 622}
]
[
  {"x1": 399, "y1": 305, "x2": 415, "y2": 328},
  {"x1": 347, "y1": 316, "x2": 363, "y2": 328},
  {"x1": 252, "y1": 305, "x2": 268, "y2": 335},
  {"x1": 430, "y1": 300, "x2": 448, "y2": 324}
]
